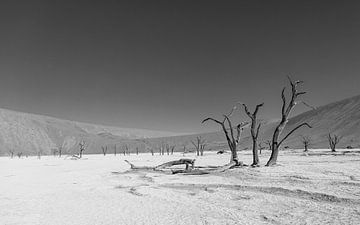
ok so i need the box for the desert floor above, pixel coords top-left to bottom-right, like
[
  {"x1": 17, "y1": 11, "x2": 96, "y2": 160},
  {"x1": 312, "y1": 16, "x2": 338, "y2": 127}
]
[{"x1": 0, "y1": 149, "x2": 360, "y2": 225}]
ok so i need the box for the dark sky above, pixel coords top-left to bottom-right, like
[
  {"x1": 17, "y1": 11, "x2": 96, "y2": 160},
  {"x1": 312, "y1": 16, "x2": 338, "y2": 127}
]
[{"x1": 0, "y1": 0, "x2": 359, "y2": 133}]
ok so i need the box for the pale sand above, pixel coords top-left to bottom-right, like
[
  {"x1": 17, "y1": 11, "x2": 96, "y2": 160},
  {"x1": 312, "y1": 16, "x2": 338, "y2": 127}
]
[{"x1": 0, "y1": 150, "x2": 359, "y2": 225}]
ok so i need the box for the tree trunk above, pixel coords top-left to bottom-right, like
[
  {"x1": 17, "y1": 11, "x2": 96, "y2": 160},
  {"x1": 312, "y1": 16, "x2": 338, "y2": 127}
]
[
  {"x1": 252, "y1": 139, "x2": 259, "y2": 166},
  {"x1": 229, "y1": 143, "x2": 239, "y2": 165},
  {"x1": 266, "y1": 142, "x2": 279, "y2": 166}
]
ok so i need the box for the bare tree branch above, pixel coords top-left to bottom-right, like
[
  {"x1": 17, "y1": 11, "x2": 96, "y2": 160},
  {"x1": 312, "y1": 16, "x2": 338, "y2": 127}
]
[
  {"x1": 202, "y1": 117, "x2": 223, "y2": 125},
  {"x1": 279, "y1": 123, "x2": 312, "y2": 146}
]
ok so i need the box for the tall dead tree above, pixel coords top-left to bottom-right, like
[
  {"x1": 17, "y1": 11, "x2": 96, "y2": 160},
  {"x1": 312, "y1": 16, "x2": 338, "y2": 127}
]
[
  {"x1": 136, "y1": 147, "x2": 139, "y2": 155},
  {"x1": 114, "y1": 144, "x2": 117, "y2": 156},
  {"x1": 191, "y1": 137, "x2": 206, "y2": 156},
  {"x1": 301, "y1": 136, "x2": 312, "y2": 152},
  {"x1": 242, "y1": 103, "x2": 264, "y2": 167},
  {"x1": 202, "y1": 108, "x2": 247, "y2": 166},
  {"x1": 101, "y1": 146, "x2": 108, "y2": 156},
  {"x1": 328, "y1": 134, "x2": 341, "y2": 152},
  {"x1": 266, "y1": 77, "x2": 312, "y2": 166},
  {"x1": 79, "y1": 140, "x2": 86, "y2": 158}
]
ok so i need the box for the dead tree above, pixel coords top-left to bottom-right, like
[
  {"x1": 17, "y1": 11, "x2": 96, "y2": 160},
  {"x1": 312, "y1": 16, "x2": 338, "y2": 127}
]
[
  {"x1": 164, "y1": 144, "x2": 175, "y2": 155},
  {"x1": 17, "y1": 152, "x2": 22, "y2": 159},
  {"x1": 114, "y1": 144, "x2": 117, "y2": 156},
  {"x1": 328, "y1": 134, "x2": 341, "y2": 152},
  {"x1": 258, "y1": 142, "x2": 265, "y2": 155},
  {"x1": 136, "y1": 147, "x2": 139, "y2": 155},
  {"x1": 52, "y1": 148, "x2": 58, "y2": 157},
  {"x1": 9, "y1": 150, "x2": 14, "y2": 159},
  {"x1": 191, "y1": 137, "x2": 206, "y2": 156},
  {"x1": 125, "y1": 145, "x2": 130, "y2": 155},
  {"x1": 125, "y1": 158, "x2": 196, "y2": 172},
  {"x1": 242, "y1": 103, "x2": 264, "y2": 167},
  {"x1": 101, "y1": 146, "x2": 108, "y2": 156},
  {"x1": 182, "y1": 144, "x2": 187, "y2": 156},
  {"x1": 266, "y1": 77, "x2": 312, "y2": 166},
  {"x1": 301, "y1": 136, "x2": 312, "y2": 152},
  {"x1": 166, "y1": 144, "x2": 170, "y2": 155},
  {"x1": 122, "y1": 144, "x2": 130, "y2": 155},
  {"x1": 202, "y1": 107, "x2": 248, "y2": 166},
  {"x1": 158, "y1": 142, "x2": 165, "y2": 155},
  {"x1": 125, "y1": 158, "x2": 236, "y2": 175},
  {"x1": 265, "y1": 140, "x2": 272, "y2": 150},
  {"x1": 37, "y1": 150, "x2": 42, "y2": 159},
  {"x1": 58, "y1": 146, "x2": 63, "y2": 158},
  {"x1": 79, "y1": 140, "x2": 86, "y2": 158},
  {"x1": 149, "y1": 148, "x2": 154, "y2": 156}
]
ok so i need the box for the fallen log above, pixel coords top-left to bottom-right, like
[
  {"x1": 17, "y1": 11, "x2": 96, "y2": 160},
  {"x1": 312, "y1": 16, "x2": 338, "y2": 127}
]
[
  {"x1": 124, "y1": 158, "x2": 244, "y2": 175},
  {"x1": 154, "y1": 159, "x2": 195, "y2": 170},
  {"x1": 124, "y1": 160, "x2": 155, "y2": 170},
  {"x1": 171, "y1": 169, "x2": 210, "y2": 175},
  {"x1": 124, "y1": 159, "x2": 195, "y2": 171}
]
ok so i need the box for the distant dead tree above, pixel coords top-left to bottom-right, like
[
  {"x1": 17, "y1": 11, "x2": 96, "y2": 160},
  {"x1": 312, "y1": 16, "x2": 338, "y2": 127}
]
[
  {"x1": 301, "y1": 136, "x2": 312, "y2": 152},
  {"x1": 258, "y1": 142, "x2": 265, "y2": 155},
  {"x1": 114, "y1": 144, "x2": 117, "y2": 156},
  {"x1": 166, "y1": 144, "x2": 170, "y2": 155},
  {"x1": 328, "y1": 134, "x2": 341, "y2": 152},
  {"x1": 37, "y1": 150, "x2": 42, "y2": 159},
  {"x1": 158, "y1": 142, "x2": 165, "y2": 155},
  {"x1": 202, "y1": 107, "x2": 248, "y2": 166},
  {"x1": 242, "y1": 103, "x2": 264, "y2": 167},
  {"x1": 101, "y1": 146, "x2": 108, "y2": 156},
  {"x1": 171, "y1": 145, "x2": 175, "y2": 155},
  {"x1": 58, "y1": 146, "x2": 63, "y2": 158},
  {"x1": 79, "y1": 140, "x2": 87, "y2": 158},
  {"x1": 138, "y1": 138, "x2": 153, "y2": 156},
  {"x1": 52, "y1": 148, "x2": 58, "y2": 157},
  {"x1": 164, "y1": 144, "x2": 176, "y2": 155},
  {"x1": 136, "y1": 147, "x2": 139, "y2": 155},
  {"x1": 265, "y1": 140, "x2": 272, "y2": 150},
  {"x1": 182, "y1": 144, "x2": 187, "y2": 156},
  {"x1": 17, "y1": 152, "x2": 22, "y2": 159},
  {"x1": 266, "y1": 76, "x2": 312, "y2": 166},
  {"x1": 191, "y1": 137, "x2": 206, "y2": 156},
  {"x1": 123, "y1": 144, "x2": 130, "y2": 155},
  {"x1": 9, "y1": 150, "x2": 14, "y2": 159},
  {"x1": 123, "y1": 145, "x2": 126, "y2": 155}
]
